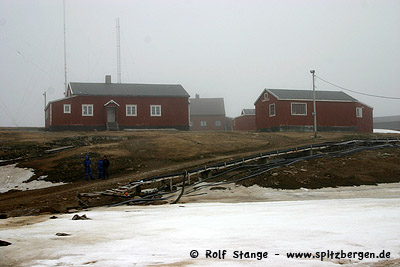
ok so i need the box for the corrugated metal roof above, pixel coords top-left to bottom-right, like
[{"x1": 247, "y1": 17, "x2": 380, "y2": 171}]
[
  {"x1": 190, "y1": 98, "x2": 225, "y2": 116},
  {"x1": 242, "y1": 109, "x2": 255, "y2": 115},
  {"x1": 268, "y1": 89, "x2": 358, "y2": 102},
  {"x1": 69, "y1": 82, "x2": 190, "y2": 97}
]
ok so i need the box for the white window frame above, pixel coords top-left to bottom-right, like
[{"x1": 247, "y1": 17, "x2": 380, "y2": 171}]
[
  {"x1": 126, "y1": 104, "x2": 137, "y2": 116},
  {"x1": 269, "y1": 103, "x2": 276, "y2": 117},
  {"x1": 150, "y1": 105, "x2": 161, "y2": 117},
  {"x1": 200, "y1": 121, "x2": 207, "y2": 127},
  {"x1": 82, "y1": 104, "x2": 93, "y2": 116},
  {"x1": 291, "y1": 103, "x2": 307, "y2": 116},
  {"x1": 63, "y1": 104, "x2": 71, "y2": 114},
  {"x1": 215, "y1": 120, "x2": 221, "y2": 126},
  {"x1": 356, "y1": 107, "x2": 363, "y2": 118},
  {"x1": 264, "y1": 92, "x2": 269, "y2": 101}
]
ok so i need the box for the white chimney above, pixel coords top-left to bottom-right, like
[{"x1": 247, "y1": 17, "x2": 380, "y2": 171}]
[{"x1": 105, "y1": 75, "x2": 112, "y2": 84}]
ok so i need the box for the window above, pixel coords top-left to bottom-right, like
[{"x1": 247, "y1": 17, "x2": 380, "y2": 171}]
[
  {"x1": 150, "y1": 105, "x2": 161, "y2": 116},
  {"x1": 215, "y1": 120, "x2": 221, "y2": 126},
  {"x1": 263, "y1": 92, "x2": 269, "y2": 101},
  {"x1": 63, "y1": 104, "x2": 71, "y2": 114},
  {"x1": 82, "y1": 104, "x2": 93, "y2": 116},
  {"x1": 269, "y1": 104, "x2": 275, "y2": 117},
  {"x1": 291, "y1": 103, "x2": 307, "y2": 115},
  {"x1": 200, "y1": 121, "x2": 207, "y2": 127},
  {"x1": 356, "y1": 107, "x2": 363, "y2": 118},
  {"x1": 126, "y1": 105, "x2": 137, "y2": 116}
]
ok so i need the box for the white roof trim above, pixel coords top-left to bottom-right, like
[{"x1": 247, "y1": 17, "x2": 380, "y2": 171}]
[
  {"x1": 68, "y1": 82, "x2": 73, "y2": 95},
  {"x1": 104, "y1": 99, "x2": 120, "y2": 107},
  {"x1": 277, "y1": 98, "x2": 356, "y2": 103},
  {"x1": 266, "y1": 89, "x2": 357, "y2": 103},
  {"x1": 358, "y1": 101, "x2": 374, "y2": 109},
  {"x1": 254, "y1": 88, "x2": 268, "y2": 105},
  {"x1": 45, "y1": 95, "x2": 77, "y2": 110},
  {"x1": 266, "y1": 89, "x2": 280, "y2": 99},
  {"x1": 235, "y1": 114, "x2": 255, "y2": 119}
]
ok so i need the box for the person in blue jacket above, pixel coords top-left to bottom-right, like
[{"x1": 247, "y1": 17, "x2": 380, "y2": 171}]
[
  {"x1": 83, "y1": 155, "x2": 94, "y2": 181},
  {"x1": 97, "y1": 158, "x2": 104, "y2": 179}
]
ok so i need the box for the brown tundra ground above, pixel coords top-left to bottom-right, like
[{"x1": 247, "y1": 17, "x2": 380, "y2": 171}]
[{"x1": 0, "y1": 129, "x2": 399, "y2": 217}]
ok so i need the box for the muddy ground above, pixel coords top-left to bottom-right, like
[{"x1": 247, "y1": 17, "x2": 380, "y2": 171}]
[
  {"x1": 238, "y1": 147, "x2": 400, "y2": 189},
  {"x1": 0, "y1": 129, "x2": 399, "y2": 217}
]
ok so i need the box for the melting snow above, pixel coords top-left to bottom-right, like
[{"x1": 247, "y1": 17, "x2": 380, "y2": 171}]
[
  {"x1": 1, "y1": 184, "x2": 399, "y2": 266},
  {"x1": 373, "y1": 129, "x2": 400, "y2": 134},
  {"x1": 0, "y1": 164, "x2": 65, "y2": 193}
]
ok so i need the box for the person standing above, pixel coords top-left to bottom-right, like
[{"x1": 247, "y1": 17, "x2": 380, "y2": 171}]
[
  {"x1": 97, "y1": 158, "x2": 104, "y2": 179},
  {"x1": 103, "y1": 155, "x2": 110, "y2": 179},
  {"x1": 83, "y1": 155, "x2": 94, "y2": 181}
]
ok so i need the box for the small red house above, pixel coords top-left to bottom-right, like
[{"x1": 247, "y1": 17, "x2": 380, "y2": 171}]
[
  {"x1": 189, "y1": 94, "x2": 228, "y2": 131},
  {"x1": 255, "y1": 89, "x2": 373, "y2": 133},
  {"x1": 45, "y1": 76, "x2": 190, "y2": 131},
  {"x1": 233, "y1": 109, "x2": 256, "y2": 131}
]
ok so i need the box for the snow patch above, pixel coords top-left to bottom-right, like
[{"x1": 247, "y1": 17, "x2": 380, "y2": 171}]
[
  {"x1": 373, "y1": 129, "x2": 400, "y2": 134},
  {"x1": 0, "y1": 164, "x2": 65, "y2": 193}
]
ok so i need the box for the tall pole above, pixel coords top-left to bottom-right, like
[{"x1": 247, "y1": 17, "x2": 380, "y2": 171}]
[
  {"x1": 63, "y1": 0, "x2": 68, "y2": 95},
  {"x1": 310, "y1": 70, "x2": 317, "y2": 138},
  {"x1": 116, "y1": 18, "x2": 121, "y2": 84},
  {"x1": 43, "y1": 90, "x2": 47, "y2": 127},
  {"x1": 43, "y1": 91, "x2": 47, "y2": 111}
]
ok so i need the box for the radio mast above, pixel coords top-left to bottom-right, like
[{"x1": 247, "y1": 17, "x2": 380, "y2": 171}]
[
  {"x1": 116, "y1": 18, "x2": 121, "y2": 83},
  {"x1": 63, "y1": 0, "x2": 68, "y2": 95}
]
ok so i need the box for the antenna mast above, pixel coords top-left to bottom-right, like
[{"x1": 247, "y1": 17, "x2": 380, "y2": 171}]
[
  {"x1": 63, "y1": 0, "x2": 68, "y2": 95},
  {"x1": 116, "y1": 18, "x2": 121, "y2": 83}
]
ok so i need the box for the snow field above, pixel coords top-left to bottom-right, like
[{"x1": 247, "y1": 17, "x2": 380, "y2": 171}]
[{"x1": 1, "y1": 196, "x2": 399, "y2": 267}]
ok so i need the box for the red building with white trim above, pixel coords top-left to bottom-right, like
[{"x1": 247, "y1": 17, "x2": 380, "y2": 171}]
[
  {"x1": 233, "y1": 109, "x2": 256, "y2": 131},
  {"x1": 255, "y1": 89, "x2": 373, "y2": 133},
  {"x1": 45, "y1": 76, "x2": 190, "y2": 131},
  {"x1": 189, "y1": 94, "x2": 229, "y2": 131}
]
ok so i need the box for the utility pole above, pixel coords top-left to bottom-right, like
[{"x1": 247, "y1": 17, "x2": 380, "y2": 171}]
[
  {"x1": 310, "y1": 70, "x2": 317, "y2": 138},
  {"x1": 43, "y1": 91, "x2": 47, "y2": 111},
  {"x1": 43, "y1": 90, "x2": 47, "y2": 127}
]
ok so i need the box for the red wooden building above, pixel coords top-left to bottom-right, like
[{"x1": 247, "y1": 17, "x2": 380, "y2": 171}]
[
  {"x1": 189, "y1": 94, "x2": 229, "y2": 131},
  {"x1": 233, "y1": 109, "x2": 256, "y2": 131},
  {"x1": 45, "y1": 76, "x2": 190, "y2": 131},
  {"x1": 255, "y1": 89, "x2": 373, "y2": 133}
]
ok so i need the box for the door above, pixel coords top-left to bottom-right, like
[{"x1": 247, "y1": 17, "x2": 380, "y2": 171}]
[{"x1": 107, "y1": 107, "x2": 116, "y2": 123}]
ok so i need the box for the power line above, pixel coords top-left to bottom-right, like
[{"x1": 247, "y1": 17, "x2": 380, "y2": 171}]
[
  {"x1": 16, "y1": 50, "x2": 63, "y2": 85},
  {"x1": 0, "y1": 99, "x2": 18, "y2": 127},
  {"x1": 316, "y1": 75, "x2": 400, "y2": 100}
]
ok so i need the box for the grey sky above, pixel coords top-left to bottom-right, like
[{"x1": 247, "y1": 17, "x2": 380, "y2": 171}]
[{"x1": 1, "y1": 0, "x2": 399, "y2": 127}]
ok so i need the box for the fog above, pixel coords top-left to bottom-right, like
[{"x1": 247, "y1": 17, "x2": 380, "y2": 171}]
[{"x1": 1, "y1": 0, "x2": 399, "y2": 127}]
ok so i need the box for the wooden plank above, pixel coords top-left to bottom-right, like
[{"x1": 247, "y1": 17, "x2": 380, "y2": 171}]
[{"x1": 44, "y1": 145, "x2": 75, "y2": 154}]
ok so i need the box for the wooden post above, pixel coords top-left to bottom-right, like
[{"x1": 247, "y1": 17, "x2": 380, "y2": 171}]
[{"x1": 169, "y1": 178, "x2": 172, "y2": 191}]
